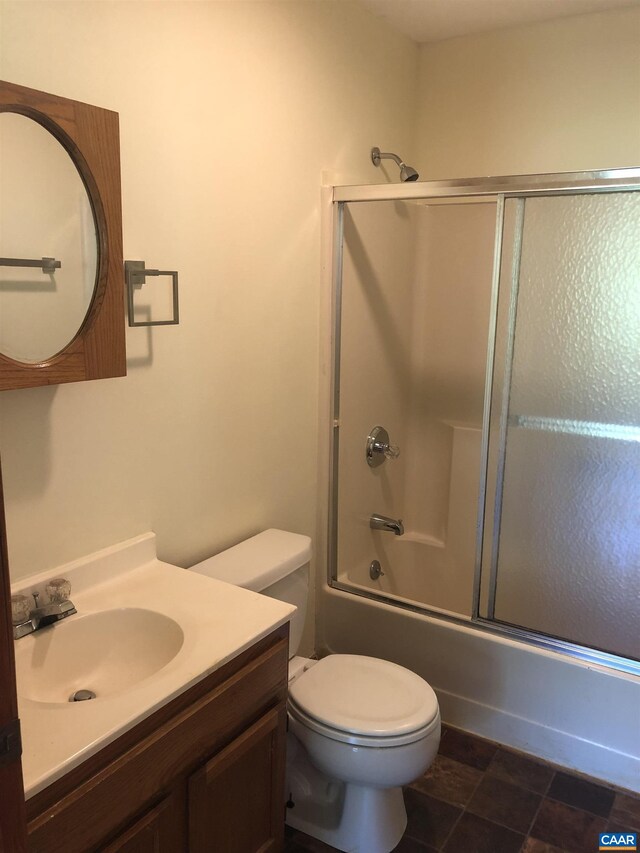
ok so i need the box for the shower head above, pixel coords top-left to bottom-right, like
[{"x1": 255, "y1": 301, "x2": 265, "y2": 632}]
[
  {"x1": 399, "y1": 163, "x2": 419, "y2": 182},
  {"x1": 371, "y1": 147, "x2": 419, "y2": 182}
]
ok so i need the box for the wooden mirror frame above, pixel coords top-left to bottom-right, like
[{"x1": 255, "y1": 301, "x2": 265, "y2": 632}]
[{"x1": 0, "y1": 81, "x2": 125, "y2": 390}]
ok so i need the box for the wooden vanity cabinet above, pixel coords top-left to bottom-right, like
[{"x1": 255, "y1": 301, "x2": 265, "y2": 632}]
[
  {"x1": 100, "y1": 795, "x2": 180, "y2": 853},
  {"x1": 25, "y1": 626, "x2": 289, "y2": 853},
  {"x1": 189, "y1": 706, "x2": 286, "y2": 853}
]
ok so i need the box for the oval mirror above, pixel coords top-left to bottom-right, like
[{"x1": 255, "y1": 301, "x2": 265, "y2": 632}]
[{"x1": 0, "y1": 112, "x2": 98, "y2": 363}]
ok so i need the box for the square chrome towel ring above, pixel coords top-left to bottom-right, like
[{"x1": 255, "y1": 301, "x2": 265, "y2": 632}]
[{"x1": 125, "y1": 260, "x2": 179, "y2": 326}]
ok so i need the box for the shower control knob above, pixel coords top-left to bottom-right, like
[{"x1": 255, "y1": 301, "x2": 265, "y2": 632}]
[
  {"x1": 366, "y1": 426, "x2": 400, "y2": 468},
  {"x1": 369, "y1": 560, "x2": 385, "y2": 580}
]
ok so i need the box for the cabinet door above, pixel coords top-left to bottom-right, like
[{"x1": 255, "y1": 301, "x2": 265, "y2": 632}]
[
  {"x1": 99, "y1": 795, "x2": 181, "y2": 853},
  {"x1": 189, "y1": 706, "x2": 286, "y2": 853}
]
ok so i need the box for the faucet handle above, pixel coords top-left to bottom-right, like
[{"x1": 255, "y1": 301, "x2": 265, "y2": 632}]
[
  {"x1": 46, "y1": 578, "x2": 71, "y2": 603},
  {"x1": 11, "y1": 594, "x2": 31, "y2": 626},
  {"x1": 384, "y1": 443, "x2": 400, "y2": 460}
]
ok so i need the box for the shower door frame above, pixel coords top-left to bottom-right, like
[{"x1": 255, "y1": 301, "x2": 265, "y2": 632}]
[{"x1": 326, "y1": 167, "x2": 640, "y2": 677}]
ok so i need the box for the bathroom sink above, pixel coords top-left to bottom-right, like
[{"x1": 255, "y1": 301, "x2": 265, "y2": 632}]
[
  {"x1": 12, "y1": 533, "x2": 295, "y2": 798},
  {"x1": 14, "y1": 608, "x2": 184, "y2": 705}
]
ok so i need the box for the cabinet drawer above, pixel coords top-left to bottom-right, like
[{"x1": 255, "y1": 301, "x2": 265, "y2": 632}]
[{"x1": 28, "y1": 636, "x2": 288, "y2": 853}]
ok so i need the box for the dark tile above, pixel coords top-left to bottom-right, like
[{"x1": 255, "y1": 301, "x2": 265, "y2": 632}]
[
  {"x1": 442, "y1": 812, "x2": 524, "y2": 853},
  {"x1": 404, "y1": 787, "x2": 463, "y2": 848},
  {"x1": 283, "y1": 829, "x2": 339, "y2": 852},
  {"x1": 467, "y1": 774, "x2": 542, "y2": 833},
  {"x1": 530, "y1": 799, "x2": 607, "y2": 853},
  {"x1": 488, "y1": 749, "x2": 555, "y2": 794},
  {"x1": 605, "y1": 820, "x2": 640, "y2": 836},
  {"x1": 392, "y1": 836, "x2": 438, "y2": 852},
  {"x1": 548, "y1": 771, "x2": 615, "y2": 818},
  {"x1": 438, "y1": 727, "x2": 498, "y2": 770},
  {"x1": 411, "y1": 754, "x2": 483, "y2": 807},
  {"x1": 521, "y1": 839, "x2": 567, "y2": 853},
  {"x1": 610, "y1": 792, "x2": 640, "y2": 830}
]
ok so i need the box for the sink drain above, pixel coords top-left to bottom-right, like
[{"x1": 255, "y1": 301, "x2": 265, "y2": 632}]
[{"x1": 69, "y1": 689, "x2": 96, "y2": 702}]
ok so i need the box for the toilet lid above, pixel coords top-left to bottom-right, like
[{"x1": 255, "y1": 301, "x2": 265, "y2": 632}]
[{"x1": 288, "y1": 654, "x2": 438, "y2": 738}]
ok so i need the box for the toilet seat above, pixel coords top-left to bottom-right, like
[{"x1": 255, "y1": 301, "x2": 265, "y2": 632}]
[
  {"x1": 288, "y1": 697, "x2": 440, "y2": 748},
  {"x1": 288, "y1": 654, "x2": 439, "y2": 746}
]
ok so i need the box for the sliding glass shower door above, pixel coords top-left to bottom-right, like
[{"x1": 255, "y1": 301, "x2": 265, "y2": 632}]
[
  {"x1": 481, "y1": 192, "x2": 640, "y2": 661},
  {"x1": 329, "y1": 171, "x2": 640, "y2": 672}
]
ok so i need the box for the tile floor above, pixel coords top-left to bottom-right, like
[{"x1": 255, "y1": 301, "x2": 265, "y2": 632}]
[{"x1": 284, "y1": 725, "x2": 640, "y2": 853}]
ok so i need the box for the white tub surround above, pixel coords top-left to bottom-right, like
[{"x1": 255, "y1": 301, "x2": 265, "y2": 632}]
[{"x1": 320, "y1": 586, "x2": 640, "y2": 793}]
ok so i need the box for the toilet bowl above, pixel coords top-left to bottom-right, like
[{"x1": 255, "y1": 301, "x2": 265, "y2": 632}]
[
  {"x1": 284, "y1": 653, "x2": 440, "y2": 852},
  {"x1": 189, "y1": 529, "x2": 441, "y2": 853}
]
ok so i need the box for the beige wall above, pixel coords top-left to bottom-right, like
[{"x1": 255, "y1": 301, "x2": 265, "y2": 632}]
[
  {"x1": 0, "y1": 1, "x2": 418, "y2": 655},
  {"x1": 416, "y1": 6, "x2": 640, "y2": 179}
]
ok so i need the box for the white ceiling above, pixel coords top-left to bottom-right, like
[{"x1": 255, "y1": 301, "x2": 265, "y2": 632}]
[{"x1": 359, "y1": 0, "x2": 640, "y2": 43}]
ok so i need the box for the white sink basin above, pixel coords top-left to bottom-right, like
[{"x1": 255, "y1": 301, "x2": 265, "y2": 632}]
[{"x1": 15, "y1": 608, "x2": 184, "y2": 704}]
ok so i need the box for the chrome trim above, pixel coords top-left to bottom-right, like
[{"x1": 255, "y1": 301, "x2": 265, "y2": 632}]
[
  {"x1": 13, "y1": 598, "x2": 76, "y2": 640},
  {"x1": 333, "y1": 168, "x2": 640, "y2": 203},
  {"x1": 370, "y1": 513, "x2": 404, "y2": 536},
  {"x1": 369, "y1": 560, "x2": 384, "y2": 580},
  {"x1": 472, "y1": 195, "x2": 504, "y2": 619},
  {"x1": 475, "y1": 616, "x2": 640, "y2": 676},
  {"x1": 330, "y1": 581, "x2": 640, "y2": 677},
  {"x1": 370, "y1": 147, "x2": 419, "y2": 183},
  {"x1": 486, "y1": 198, "x2": 524, "y2": 620},
  {"x1": 328, "y1": 202, "x2": 344, "y2": 586},
  {"x1": 0, "y1": 256, "x2": 61, "y2": 273},
  {"x1": 366, "y1": 425, "x2": 400, "y2": 467},
  {"x1": 125, "y1": 260, "x2": 180, "y2": 327}
]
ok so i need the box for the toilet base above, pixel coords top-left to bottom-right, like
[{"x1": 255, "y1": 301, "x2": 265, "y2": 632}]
[{"x1": 285, "y1": 734, "x2": 407, "y2": 853}]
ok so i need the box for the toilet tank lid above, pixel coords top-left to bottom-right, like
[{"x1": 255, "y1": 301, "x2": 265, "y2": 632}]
[{"x1": 189, "y1": 529, "x2": 312, "y2": 592}]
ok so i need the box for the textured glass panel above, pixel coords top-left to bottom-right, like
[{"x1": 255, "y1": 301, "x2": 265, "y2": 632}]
[
  {"x1": 509, "y1": 193, "x2": 640, "y2": 424},
  {"x1": 493, "y1": 192, "x2": 640, "y2": 660},
  {"x1": 495, "y1": 429, "x2": 640, "y2": 659}
]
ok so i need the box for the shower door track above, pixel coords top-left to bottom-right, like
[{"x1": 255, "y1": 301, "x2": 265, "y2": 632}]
[
  {"x1": 333, "y1": 168, "x2": 640, "y2": 203},
  {"x1": 327, "y1": 167, "x2": 640, "y2": 679}
]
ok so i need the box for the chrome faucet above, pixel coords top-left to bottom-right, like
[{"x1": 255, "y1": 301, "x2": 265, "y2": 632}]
[
  {"x1": 366, "y1": 426, "x2": 400, "y2": 468},
  {"x1": 12, "y1": 579, "x2": 77, "y2": 640},
  {"x1": 370, "y1": 514, "x2": 404, "y2": 536}
]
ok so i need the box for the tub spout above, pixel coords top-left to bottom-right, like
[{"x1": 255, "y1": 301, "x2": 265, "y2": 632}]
[{"x1": 370, "y1": 514, "x2": 404, "y2": 536}]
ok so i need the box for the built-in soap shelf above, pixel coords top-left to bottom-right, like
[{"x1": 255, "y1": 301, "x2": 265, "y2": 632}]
[
  {"x1": 509, "y1": 414, "x2": 640, "y2": 443},
  {"x1": 441, "y1": 419, "x2": 483, "y2": 432},
  {"x1": 400, "y1": 532, "x2": 445, "y2": 548},
  {"x1": 399, "y1": 420, "x2": 482, "y2": 552}
]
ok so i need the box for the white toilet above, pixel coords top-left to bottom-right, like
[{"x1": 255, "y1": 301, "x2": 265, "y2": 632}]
[{"x1": 190, "y1": 529, "x2": 441, "y2": 853}]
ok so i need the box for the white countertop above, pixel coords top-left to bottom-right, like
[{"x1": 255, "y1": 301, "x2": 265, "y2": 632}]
[{"x1": 12, "y1": 533, "x2": 295, "y2": 799}]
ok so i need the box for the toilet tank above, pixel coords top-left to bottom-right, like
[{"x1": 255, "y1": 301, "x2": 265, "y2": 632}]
[{"x1": 189, "y1": 529, "x2": 312, "y2": 658}]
